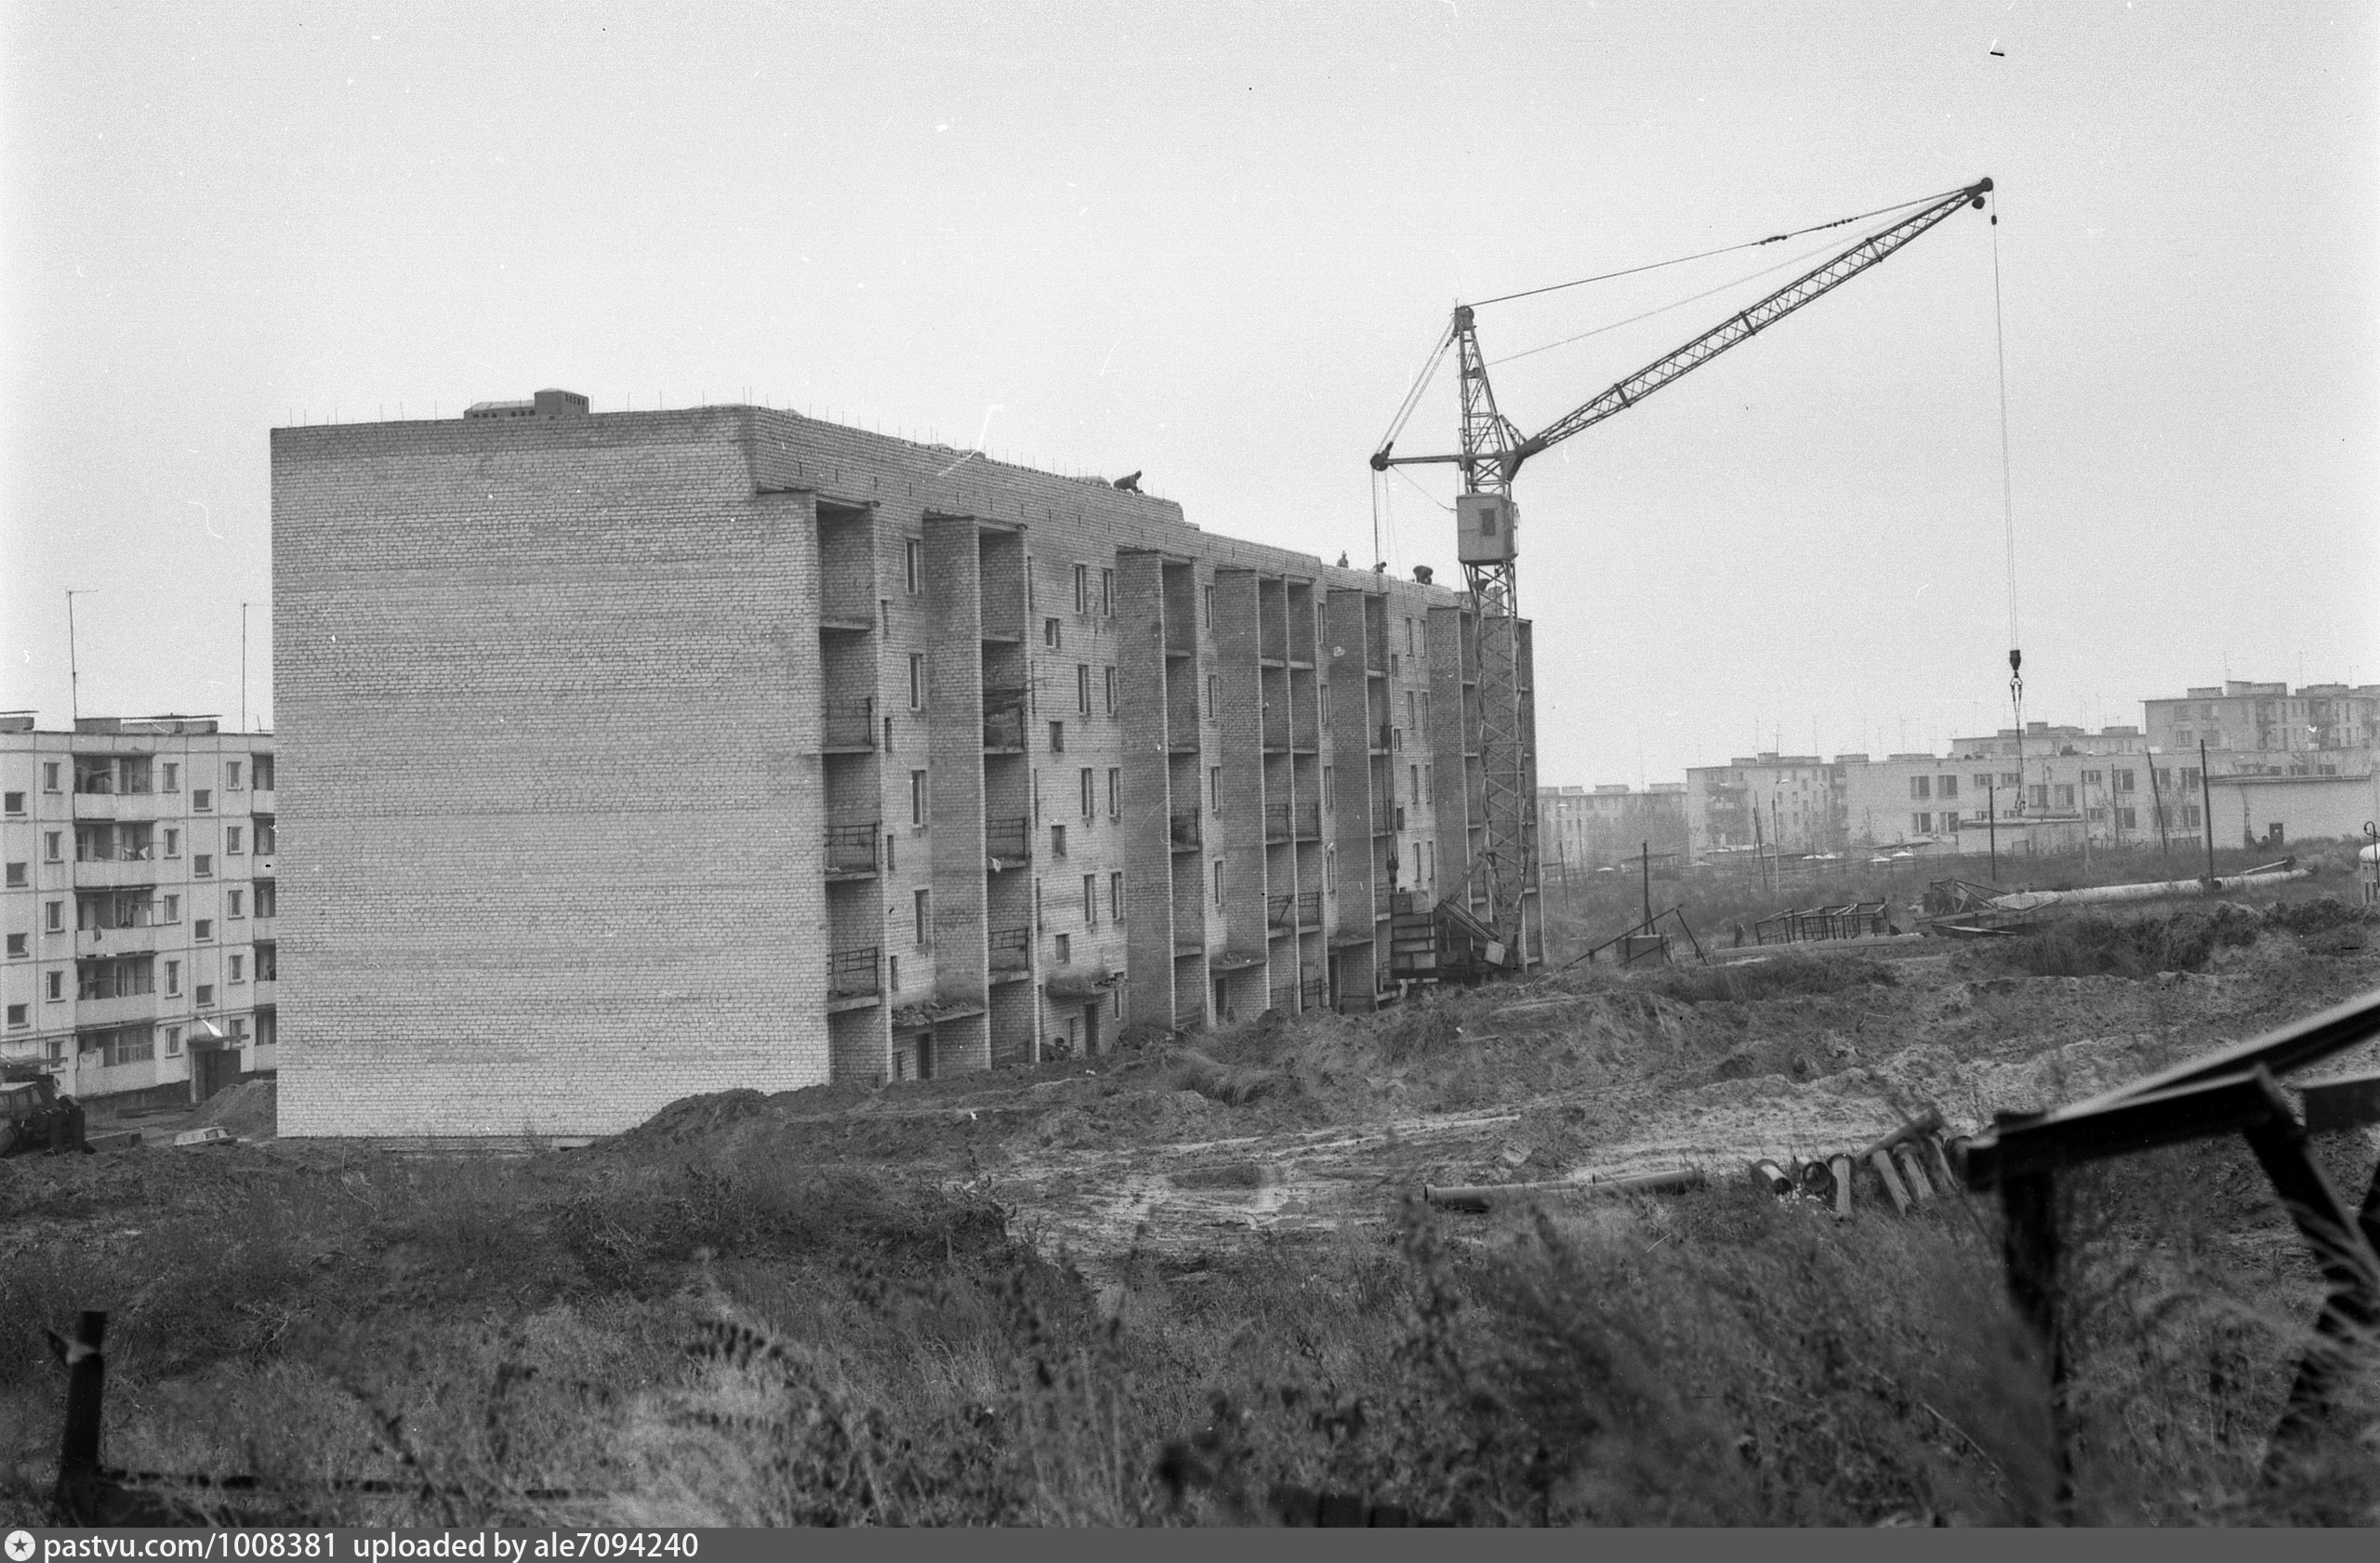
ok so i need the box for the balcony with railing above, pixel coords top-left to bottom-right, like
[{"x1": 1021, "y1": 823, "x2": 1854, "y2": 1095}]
[
  {"x1": 985, "y1": 816, "x2": 1031, "y2": 863},
  {"x1": 1263, "y1": 804, "x2": 1290, "y2": 843},
  {"x1": 72, "y1": 849, "x2": 161, "y2": 889},
  {"x1": 827, "y1": 946, "x2": 881, "y2": 1007},
  {"x1": 988, "y1": 925, "x2": 1031, "y2": 976},
  {"x1": 1269, "y1": 983, "x2": 1295, "y2": 1013},
  {"x1": 1267, "y1": 894, "x2": 1294, "y2": 932},
  {"x1": 1371, "y1": 722, "x2": 1392, "y2": 755},
  {"x1": 1173, "y1": 1000, "x2": 1206, "y2": 1031},
  {"x1": 825, "y1": 822, "x2": 879, "y2": 878},
  {"x1": 1370, "y1": 802, "x2": 1394, "y2": 835},
  {"x1": 1169, "y1": 811, "x2": 1201, "y2": 852},
  {"x1": 1300, "y1": 977, "x2": 1326, "y2": 1009},
  {"x1": 983, "y1": 689, "x2": 1027, "y2": 752},
  {"x1": 823, "y1": 697, "x2": 876, "y2": 751},
  {"x1": 1262, "y1": 712, "x2": 1289, "y2": 753},
  {"x1": 1295, "y1": 891, "x2": 1322, "y2": 928},
  {"x1": 74, "y1": 922, "x2": 167, "y2": 959},
  {"x1": 1293, "y1": 802, "x2": 1322, "y2": 840}
]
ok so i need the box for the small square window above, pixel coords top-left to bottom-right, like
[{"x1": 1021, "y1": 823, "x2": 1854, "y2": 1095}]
[
  {"x1": 5, "y1": 1004, "x2": 25, "y2": 1029},
  {"x1": 193, "y1": 788, "x2": 213, "y2": 812},
  {"x1": 195, "y1": 919, "x2": 214, "y2": 942},
  {"x1": 194, "y1": 854, "x2": 214, "y2": 879},
  {"x1": 195, "y1": 984, "x2": 215, "y2": 1009},
  {"x1": 4, "y1": 862, "x2": 23, "y2": 888},
  {"x1": 5, "y1": 934, "x2": 24, "y2": 959},
  {"x1": 3, "y1": 791, "x2": 22, "y2": 815}
]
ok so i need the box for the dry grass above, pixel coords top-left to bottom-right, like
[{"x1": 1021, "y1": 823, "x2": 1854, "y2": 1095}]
[{"x1": 7, "y1": 1115, "x2": 2374, "y2": 1526}]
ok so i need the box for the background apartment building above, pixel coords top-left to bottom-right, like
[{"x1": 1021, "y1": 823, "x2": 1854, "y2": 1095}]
[
  {"x1": 2145, "y1": 680, "x2": 2380, "y2": 757},
  {"x1": 1, "y1": 715, "x2": 278, "y2": 1105},
  {"x1": 1538, "y1": 783, "x2": 1686, "y2": 871},
  {"x1": 1686, "y1": 725, "x2": 2197, "y2": 862},
  {"x1": 273, "y1": 395, "x2": 1533, "y2": 1137},
  {"x1": 1684, "y1": 754, "x2": 1850, "y2": 857}
]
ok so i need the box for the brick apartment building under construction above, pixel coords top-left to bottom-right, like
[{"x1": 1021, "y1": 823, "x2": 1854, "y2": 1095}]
[{"x1": 272, "y1": 392, "x2": 1539, "y2": 1136}]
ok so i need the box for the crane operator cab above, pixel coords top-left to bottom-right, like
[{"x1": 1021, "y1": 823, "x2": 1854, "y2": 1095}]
[{"x1": 1455, "y1": 493, "x2": 1518, "y2": 565}]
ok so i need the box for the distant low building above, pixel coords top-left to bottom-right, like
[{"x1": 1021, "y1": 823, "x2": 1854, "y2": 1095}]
[{"x1": 2208, "y1": 767, "x2": 2380, "y2": 850}]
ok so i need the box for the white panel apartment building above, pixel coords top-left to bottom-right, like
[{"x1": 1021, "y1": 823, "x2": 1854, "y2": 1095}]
[{"x1": 1, "y1": 715, "x2": 278, "y2": 1105}]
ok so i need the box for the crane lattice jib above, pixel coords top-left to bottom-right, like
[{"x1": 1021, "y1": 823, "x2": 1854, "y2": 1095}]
[
  {"x1": 1503, "y1": 179, "x2": 1991, "y2": 480},
  {"x1": 1376, "y1": 177, "x2": 1991, "y2": 973}
]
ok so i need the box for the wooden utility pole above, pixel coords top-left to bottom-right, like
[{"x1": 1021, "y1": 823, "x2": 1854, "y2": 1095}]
[
  {"x1": 2200, "y1": 740, "x2": 2217, "y2": 883},
  {"x1": 2146, "y1": 750, "x2": 2171, "y2": 862},
  {"x1": 1987, "y1": 779, "x2": 1999, "y2": 885},
  {"x1": 1641, "y1": 840, "x2": 1652, "y2": 927}
]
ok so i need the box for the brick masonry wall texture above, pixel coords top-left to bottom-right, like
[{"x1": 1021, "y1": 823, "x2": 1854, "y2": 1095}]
[{"x1": 273, "y1": 405, "x2": 1516, "y2": 1135}]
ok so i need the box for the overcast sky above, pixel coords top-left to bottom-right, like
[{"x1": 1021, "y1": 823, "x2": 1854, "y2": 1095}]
[{"x1": 4, "y1": 1, "x2": 2373, "y2": 786}]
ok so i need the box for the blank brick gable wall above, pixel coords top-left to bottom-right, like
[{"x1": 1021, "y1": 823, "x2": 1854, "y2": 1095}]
[
  {"x1": 273, "y1": 403, "x2": 1498, "y2": 1135},
  {"x1": 272, "y1": 411, "x2": 825, "y2": 1136}
]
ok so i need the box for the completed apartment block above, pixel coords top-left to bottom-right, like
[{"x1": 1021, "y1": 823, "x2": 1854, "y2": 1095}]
[
  {"x1": 272, "y1": 396, "x2": 1535, "y2": 1137},
  {"x1": 0, "y1": 715, "x2": 278, "y2": 1105}
]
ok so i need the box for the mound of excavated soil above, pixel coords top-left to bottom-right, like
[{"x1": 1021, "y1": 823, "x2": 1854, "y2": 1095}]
[
  {"x1": 195, "y1": 1080, "x2": 277, "y2": 1140},
  {"x1": 612, "y1": 1088, "x2": 774, "y2": 1150}
]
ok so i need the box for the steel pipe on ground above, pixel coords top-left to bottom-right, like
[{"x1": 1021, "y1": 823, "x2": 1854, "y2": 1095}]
[{"x1": 1870, "y1": 1148, "x2": 1913, "y2": 1214}]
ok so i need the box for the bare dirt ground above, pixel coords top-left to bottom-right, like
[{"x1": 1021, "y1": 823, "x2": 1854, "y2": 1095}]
[
  {"x1": 600, "y1": 907, "x2": 2380, "y2": 1286},
  {"x1": 52, "y1": 903, "x2": 2377, "y2": 1292}
]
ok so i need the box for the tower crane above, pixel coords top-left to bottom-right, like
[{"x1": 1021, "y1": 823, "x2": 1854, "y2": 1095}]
[{"x1": 1371, "y1": 177, "x2": 1994, "y2": 970}]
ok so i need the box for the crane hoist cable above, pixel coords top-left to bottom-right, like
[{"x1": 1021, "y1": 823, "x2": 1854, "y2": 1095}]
[
  {"x1": 1468, "y1": 183, "x2": 1976, "y2": 309},
  {"x1": 1490, "y1": 230, "x2": 1866, "y2": 368},
  {"x1": 1990, "y1": 193, "x2": 2028, "y2": 809}
]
